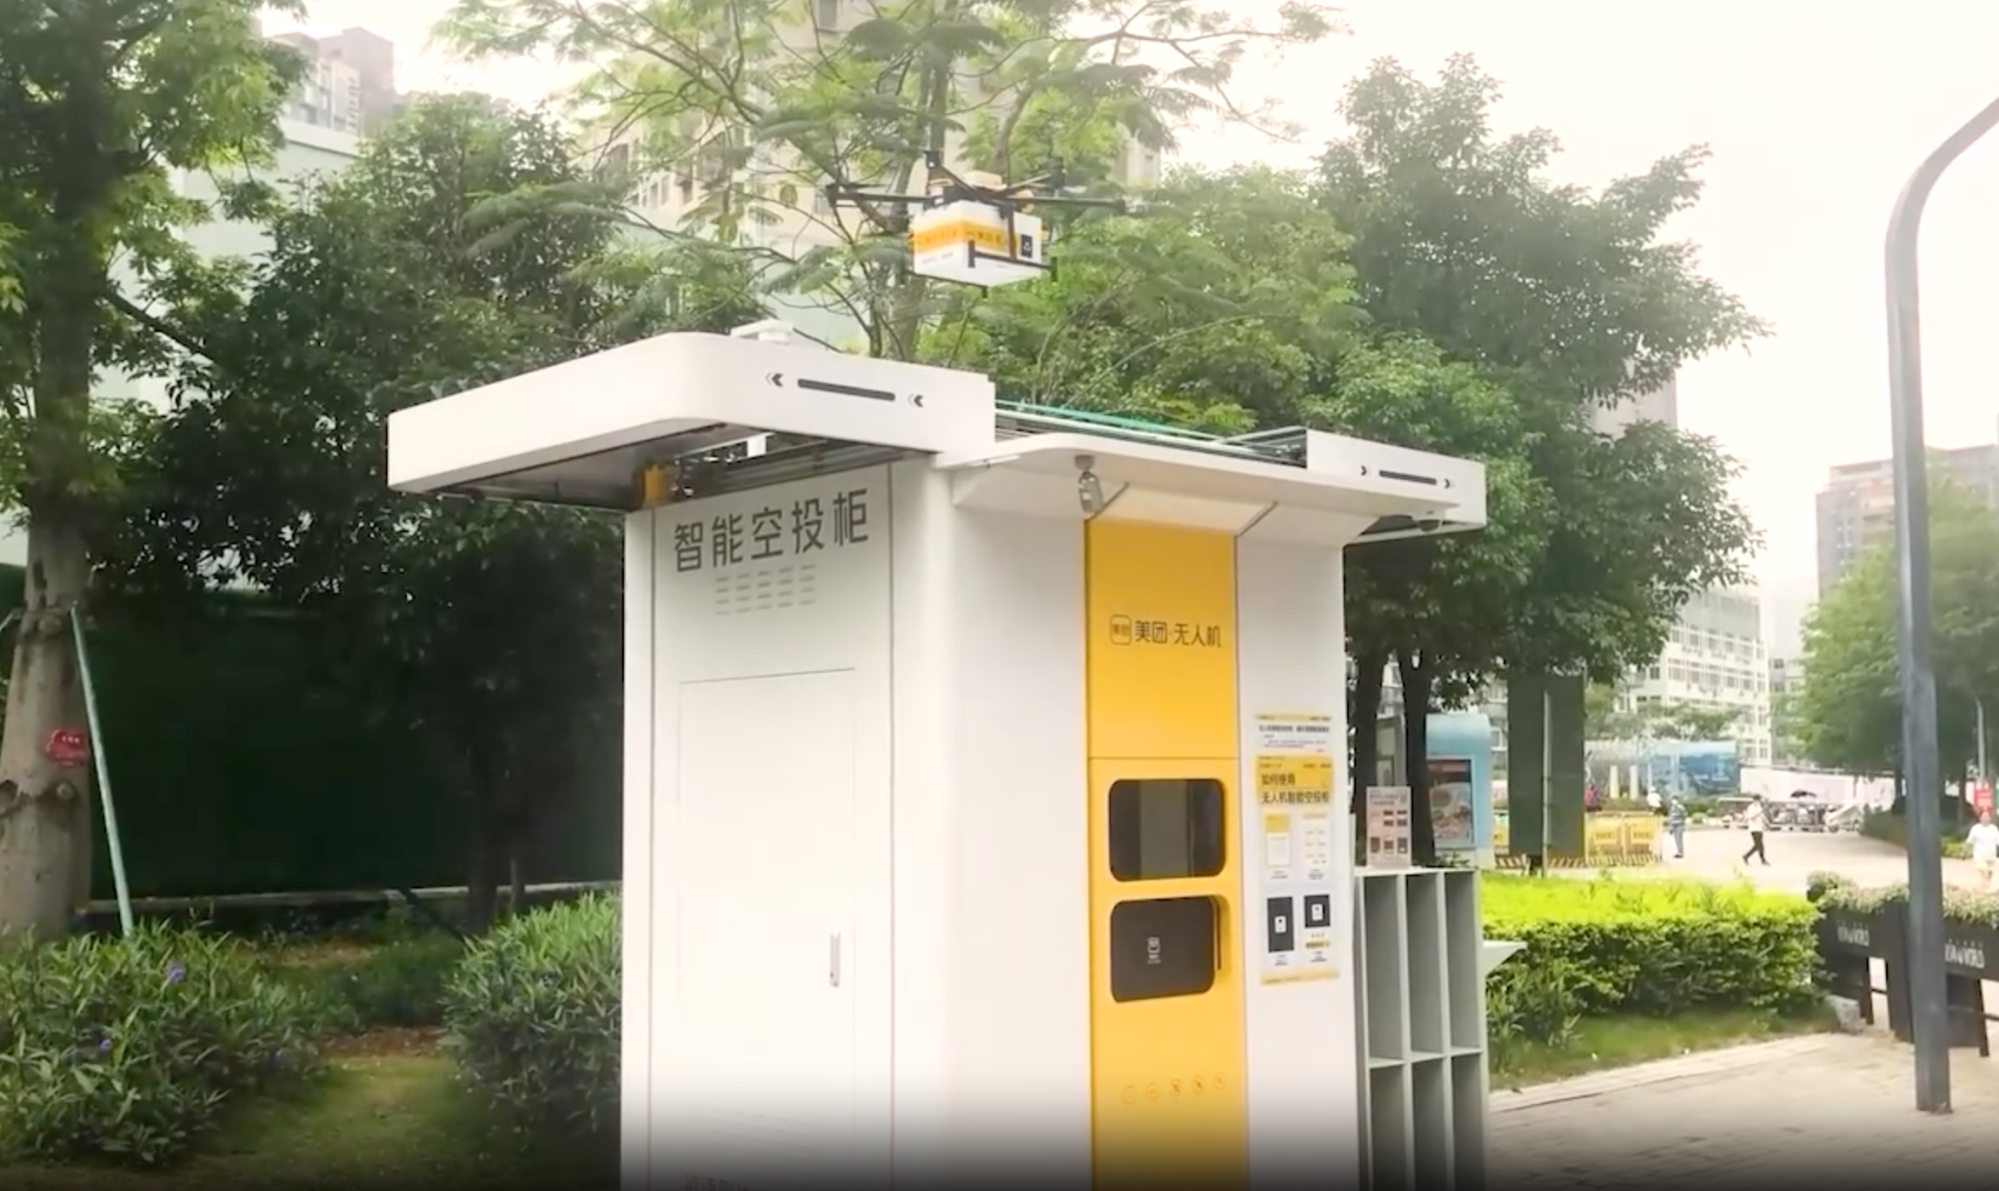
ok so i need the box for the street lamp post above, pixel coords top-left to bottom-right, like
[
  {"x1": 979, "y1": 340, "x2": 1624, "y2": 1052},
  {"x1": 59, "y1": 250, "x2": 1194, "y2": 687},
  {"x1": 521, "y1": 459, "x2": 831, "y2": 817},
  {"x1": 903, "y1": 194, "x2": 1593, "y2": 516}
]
[
  {"x1": 1884, "y1": 93, "x2": 1999, "y2": 1115},
  {"x1": 1977, "y1": 697, "x2": 1988, "y2": 784}
]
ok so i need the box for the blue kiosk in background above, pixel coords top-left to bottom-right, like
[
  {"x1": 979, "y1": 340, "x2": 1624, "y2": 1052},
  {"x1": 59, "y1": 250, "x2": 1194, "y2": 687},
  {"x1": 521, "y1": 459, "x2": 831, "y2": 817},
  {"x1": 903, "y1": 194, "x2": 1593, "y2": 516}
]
[{"x1": 1426, "y1": 712, "x2": 1497, "y2": 867}]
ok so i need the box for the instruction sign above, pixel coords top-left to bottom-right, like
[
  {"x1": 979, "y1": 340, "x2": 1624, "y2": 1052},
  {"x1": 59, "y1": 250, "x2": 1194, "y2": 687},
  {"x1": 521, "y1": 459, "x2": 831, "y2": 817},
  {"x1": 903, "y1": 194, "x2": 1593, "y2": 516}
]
[
  {"x1": 1366, "y1": 786, "x2": 1412, "y2": 869},
  {"x1": 1253, "y1": 713, "x2": 1339, "y2": 984}
]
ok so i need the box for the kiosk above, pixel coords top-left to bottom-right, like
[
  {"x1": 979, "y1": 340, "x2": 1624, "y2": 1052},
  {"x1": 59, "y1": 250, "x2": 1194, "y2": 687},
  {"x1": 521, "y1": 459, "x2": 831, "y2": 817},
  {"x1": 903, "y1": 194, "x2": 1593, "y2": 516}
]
[{"x1": 386, "y1": 326, "x2": 1488, "y2": 1190}]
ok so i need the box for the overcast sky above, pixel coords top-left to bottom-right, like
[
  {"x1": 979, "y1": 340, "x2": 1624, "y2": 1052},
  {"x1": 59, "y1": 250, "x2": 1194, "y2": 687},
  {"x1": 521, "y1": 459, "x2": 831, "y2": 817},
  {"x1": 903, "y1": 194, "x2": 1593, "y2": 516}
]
[{"x1": 273, "y1": 1, "x2": 1999, "y2": 652}]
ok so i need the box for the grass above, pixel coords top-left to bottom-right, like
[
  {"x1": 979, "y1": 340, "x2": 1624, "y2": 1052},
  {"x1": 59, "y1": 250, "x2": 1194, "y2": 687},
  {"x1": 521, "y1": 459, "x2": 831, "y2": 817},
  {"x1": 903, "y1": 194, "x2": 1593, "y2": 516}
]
[
  {"x1": 2, "y1": 1053, "x2": 616, "y2": 1191},
  {"x1": 1481, "y1": 870, "x2": 1807, "y2": 918},
  {"x1": 1489, "y1": 1003, "x2": 1841, "y2": 1088}
]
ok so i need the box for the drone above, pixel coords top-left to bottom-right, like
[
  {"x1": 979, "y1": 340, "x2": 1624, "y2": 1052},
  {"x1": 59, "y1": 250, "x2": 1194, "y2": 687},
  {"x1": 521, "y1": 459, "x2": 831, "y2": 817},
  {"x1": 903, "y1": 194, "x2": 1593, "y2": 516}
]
[{"x1": 822, "y1": 150, "x2": 1131, "y2": 289}]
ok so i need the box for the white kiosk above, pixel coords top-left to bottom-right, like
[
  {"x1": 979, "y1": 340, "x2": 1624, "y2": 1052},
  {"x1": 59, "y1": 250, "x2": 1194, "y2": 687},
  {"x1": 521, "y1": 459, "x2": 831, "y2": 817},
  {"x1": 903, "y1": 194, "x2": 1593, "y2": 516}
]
[{"x1": 387, "y1": 327, "x2": 1488, "y2": 1190}]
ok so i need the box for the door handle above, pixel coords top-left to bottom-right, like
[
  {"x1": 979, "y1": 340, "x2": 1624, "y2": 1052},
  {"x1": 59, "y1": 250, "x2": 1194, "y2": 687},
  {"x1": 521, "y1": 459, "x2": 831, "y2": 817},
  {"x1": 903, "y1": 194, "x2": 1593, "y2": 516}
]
[{"x1": 829, "y1": 933, "x2": 842, "y2": 988}]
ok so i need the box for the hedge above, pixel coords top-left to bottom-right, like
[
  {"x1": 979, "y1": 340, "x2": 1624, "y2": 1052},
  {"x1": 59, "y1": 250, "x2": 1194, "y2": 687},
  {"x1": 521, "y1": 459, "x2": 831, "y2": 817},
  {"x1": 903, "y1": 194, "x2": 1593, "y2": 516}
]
[
  {"x1": 1861, "y1": 809, "x2": 1970, "y2": 859},
  {"x1": 0, "y1": 925, "x2": 327, "y2": 1166},
  {"x1": 1482, "y1": 875, "x2": 1818, "y2": 1054},
  {"x1": 1811, "y1": 870, "x2": 1999, "y2": 928},
  {"x1": 444, "y1": 894, "x2": 619, "y2": 1138}
]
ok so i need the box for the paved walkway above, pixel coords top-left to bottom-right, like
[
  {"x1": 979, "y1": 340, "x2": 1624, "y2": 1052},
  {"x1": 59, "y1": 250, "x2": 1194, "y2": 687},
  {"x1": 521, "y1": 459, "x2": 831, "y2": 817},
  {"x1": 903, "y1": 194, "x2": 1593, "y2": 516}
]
[
  {"x1": 1545, "y1": 821, "x2": 1985, "y2": 895},
  {"x1": 1489, "y1": 1031, "x2": 1999, "y2": 1189}
]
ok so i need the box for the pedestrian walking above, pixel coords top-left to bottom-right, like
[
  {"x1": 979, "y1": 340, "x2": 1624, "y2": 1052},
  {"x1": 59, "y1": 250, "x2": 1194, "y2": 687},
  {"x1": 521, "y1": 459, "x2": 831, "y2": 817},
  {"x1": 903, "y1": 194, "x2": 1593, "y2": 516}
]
[
  {"x1": 1740, "y1": 793, "x2": 1770, "y2": 866},
  {"x1": 1666, "y1": 794, "x2": 1687, "y2": 860},
  {"x1": 1968, "y1": 810, "x2": 1999, "y2": 893}
]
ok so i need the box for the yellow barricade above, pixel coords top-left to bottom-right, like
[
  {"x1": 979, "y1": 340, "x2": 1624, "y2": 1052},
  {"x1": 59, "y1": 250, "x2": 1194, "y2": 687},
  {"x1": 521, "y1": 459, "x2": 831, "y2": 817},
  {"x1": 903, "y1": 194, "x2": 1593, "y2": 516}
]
[{"x1": 1488, "y1": 811, "x2": 1660, "y2": 867}]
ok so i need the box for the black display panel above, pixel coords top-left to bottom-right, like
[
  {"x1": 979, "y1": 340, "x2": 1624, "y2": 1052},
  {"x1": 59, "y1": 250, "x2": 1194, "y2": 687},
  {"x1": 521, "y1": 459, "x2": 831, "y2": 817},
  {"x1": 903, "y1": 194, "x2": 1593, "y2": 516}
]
[
  {"x1": 1109, "y1": 896, "x2": 1219, "y2": 1002},
  {"x1": 1107, "y1": 778, "x2": 1226, "y2": 881}
]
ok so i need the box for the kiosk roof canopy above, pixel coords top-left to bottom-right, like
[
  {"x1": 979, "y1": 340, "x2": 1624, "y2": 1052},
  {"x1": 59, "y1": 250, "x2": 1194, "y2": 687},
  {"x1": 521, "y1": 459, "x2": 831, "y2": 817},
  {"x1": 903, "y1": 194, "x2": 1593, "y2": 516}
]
[{"x1": 385, "y1": 329, "x2": 1484, "y2": 541}]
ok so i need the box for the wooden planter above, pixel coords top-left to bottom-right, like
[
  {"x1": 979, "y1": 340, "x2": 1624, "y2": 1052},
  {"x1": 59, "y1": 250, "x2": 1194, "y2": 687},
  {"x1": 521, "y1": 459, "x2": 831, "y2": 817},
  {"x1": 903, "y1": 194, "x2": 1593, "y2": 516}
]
[{"x1": 1821, "y1": 903, "x2": 1995, "y2": 1054}]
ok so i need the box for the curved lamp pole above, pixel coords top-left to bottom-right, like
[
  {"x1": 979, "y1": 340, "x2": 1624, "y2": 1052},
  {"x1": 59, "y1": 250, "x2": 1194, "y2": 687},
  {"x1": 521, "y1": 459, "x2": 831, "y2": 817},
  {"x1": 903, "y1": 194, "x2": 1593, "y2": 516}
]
[{"x1": 1885, "y1": 93, "x2": 1999, "y2": 1115}]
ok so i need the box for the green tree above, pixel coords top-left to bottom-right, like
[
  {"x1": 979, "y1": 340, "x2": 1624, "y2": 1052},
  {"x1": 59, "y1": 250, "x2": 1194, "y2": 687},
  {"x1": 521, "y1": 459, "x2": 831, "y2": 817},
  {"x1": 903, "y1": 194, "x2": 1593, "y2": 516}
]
[
  {"x1": 439, "y1": 0, "x2": 1339, "y2": 358},
  {"x1": 1649, "y1": 701, "x2": 1742, "y2": 742},
  {"x1": 0, "y1": 0, "x2": 303, "y2": 938},
  {"x1": 103, "y1": 95, "x2": 766, "y2": 929},
  {"x1": 1797, "y1": 477, "x2": 1999, "y2": 809},
  {"x1": 1314, "y1": 55, "x2": 1763, "y2": 857},
  {"x1": 1304, "y1": 334, "x2": 1554, "y2": 831},
  {"x1": 1584, "y1": 683, "x2": 1646, "y2": 740},
  {"x1": 934, "y1": 164, "x2": 1363, "y2": 427}
]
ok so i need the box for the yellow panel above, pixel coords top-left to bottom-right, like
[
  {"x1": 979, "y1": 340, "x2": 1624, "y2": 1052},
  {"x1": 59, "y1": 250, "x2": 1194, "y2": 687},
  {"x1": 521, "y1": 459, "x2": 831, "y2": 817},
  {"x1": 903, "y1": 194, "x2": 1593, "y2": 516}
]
[
  {"x1": 1085, "y1": 521, "x2": 1238, "y2": 761},
  {"x1": 1085, "y1": 520, "x2": 1245, "y2": 1187}
]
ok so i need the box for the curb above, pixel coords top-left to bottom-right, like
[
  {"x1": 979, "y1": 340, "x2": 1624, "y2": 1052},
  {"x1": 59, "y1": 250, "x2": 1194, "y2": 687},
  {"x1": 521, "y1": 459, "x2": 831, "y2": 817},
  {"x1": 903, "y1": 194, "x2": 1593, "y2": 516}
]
[{"x1": 1488, "y1": 1033, "x2": 1855, "y2": 1114}]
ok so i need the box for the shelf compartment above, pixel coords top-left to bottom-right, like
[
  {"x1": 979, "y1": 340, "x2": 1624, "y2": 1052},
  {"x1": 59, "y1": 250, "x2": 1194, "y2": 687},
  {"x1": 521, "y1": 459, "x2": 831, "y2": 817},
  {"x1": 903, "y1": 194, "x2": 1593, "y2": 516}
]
[
  {"x1": 1444, "y1": 869, "x2": 1483, "y2": 1051},
  {"x1": 1411, "y1": 1056, "x2": 1451, "y2": 1190},
  {"x1": 1362, "y1": 875, "x2": 1408, "y2": 1063},
  {"x1": 1451, "y1": 1053, "x2": 1488, "y2": 1191},
  {"x1": 1406, "y1": 872, "x2": 1447, "y2": 1056},
  {"x1": 1367, "y1": 1064, "x2": 1412, "y2": 1191}
]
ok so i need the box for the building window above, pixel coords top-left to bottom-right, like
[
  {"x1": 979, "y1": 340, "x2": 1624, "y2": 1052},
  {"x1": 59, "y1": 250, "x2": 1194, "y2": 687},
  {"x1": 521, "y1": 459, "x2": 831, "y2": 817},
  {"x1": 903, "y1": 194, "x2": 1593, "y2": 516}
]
[{"x1": 815, "y1": 0, "x2": 840, "y2": 28}]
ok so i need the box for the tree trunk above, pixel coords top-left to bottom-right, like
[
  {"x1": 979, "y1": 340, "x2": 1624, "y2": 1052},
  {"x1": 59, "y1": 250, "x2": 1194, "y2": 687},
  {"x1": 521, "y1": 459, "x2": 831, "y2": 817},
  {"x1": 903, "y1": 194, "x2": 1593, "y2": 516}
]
[
  {"x1": 1398, "y1": 650, "x2": 1438, "y2": 867},
  {"x1": 1350, "y1": 647, "x2": 1388, "y2": 816},
  {"x1": 0, "y1": 240, "x2": 99, "y2": 941},
  {"x1": 465, "y1": 808, "x2": 503, "y2": 935}
]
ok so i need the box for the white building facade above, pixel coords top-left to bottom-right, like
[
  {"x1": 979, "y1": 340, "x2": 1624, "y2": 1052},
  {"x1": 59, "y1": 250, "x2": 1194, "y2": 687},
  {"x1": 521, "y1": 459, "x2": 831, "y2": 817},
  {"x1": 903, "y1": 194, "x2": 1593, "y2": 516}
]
[{"x1": 1614, "y1": 585, "x2": 1773, "y2": 764}]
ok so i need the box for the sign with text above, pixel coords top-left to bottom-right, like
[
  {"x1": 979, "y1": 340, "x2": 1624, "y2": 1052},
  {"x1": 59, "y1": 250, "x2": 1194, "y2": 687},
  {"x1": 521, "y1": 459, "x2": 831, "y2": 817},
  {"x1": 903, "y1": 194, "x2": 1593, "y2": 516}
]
[
  {"x1": 670, "y1": 485, "x2": 872, "y2": 573},
  {"x1": 1365, "y1": 786, "x2": 1412, "y2": 869}
]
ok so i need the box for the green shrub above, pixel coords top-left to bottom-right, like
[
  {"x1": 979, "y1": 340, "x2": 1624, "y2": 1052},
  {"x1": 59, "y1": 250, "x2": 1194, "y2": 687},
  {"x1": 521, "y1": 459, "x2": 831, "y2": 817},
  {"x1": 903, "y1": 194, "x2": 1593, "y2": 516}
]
[
  {"x1": 1805, "y1": 871, "x2": 1853, "y2": 903},
  {"x1": 0, "y1": 924, "x2": 326, "y2": 1166},
  {"x1": 444, "y1": 894, "x2": 619, "y2": 1137},
  {"x1": 1482, "y1": 875, "x2": 1818, "y2": 1046},
  {"x1": 1484, "y1": 952, "x2": 1581, "y2": 1068},
  {"x1": 1863, "y1": 808, "x2": 1970, "y2": 858},
  {"x1": 329, "y1": 936, "x2": 464, "y2": 1029},
  {"x1": 1818, "y1": 878, "x2": 1999, "y2": 929}
]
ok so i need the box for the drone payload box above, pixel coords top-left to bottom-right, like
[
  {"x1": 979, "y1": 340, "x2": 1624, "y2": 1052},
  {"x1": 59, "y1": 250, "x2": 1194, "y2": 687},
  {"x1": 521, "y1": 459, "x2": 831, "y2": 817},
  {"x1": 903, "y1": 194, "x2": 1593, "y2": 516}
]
[{"x1": 910, "y1": 197, "x2": 1048, "y2": 287}]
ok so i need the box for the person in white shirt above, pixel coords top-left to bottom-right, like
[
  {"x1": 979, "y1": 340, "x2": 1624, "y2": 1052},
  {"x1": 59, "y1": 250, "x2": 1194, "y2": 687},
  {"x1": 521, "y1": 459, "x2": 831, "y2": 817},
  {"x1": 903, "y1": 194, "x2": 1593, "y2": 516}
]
[
  {"x1": 1968, "y1": 810, "x2": 1999, "y2": 892},
  {"x1": 1740, "y1": 794, "x2": 1770, "y2": 866}
]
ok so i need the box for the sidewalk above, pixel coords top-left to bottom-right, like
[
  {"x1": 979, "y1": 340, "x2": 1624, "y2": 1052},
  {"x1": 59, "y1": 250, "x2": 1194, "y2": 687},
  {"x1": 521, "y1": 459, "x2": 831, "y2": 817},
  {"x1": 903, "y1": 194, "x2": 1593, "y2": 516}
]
[{"x1": 1489, "y1": 1031, "x2": 1999, "y2": 1189}]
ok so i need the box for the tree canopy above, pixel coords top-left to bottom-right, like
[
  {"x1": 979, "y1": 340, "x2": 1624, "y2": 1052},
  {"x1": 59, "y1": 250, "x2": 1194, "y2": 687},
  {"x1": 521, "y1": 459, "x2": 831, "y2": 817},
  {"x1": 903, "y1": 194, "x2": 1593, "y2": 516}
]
[
  {"x1": 0, "y1": 0, "x2": 304, "y2": 937},
  {"x1": 106, "y1": 94, "x2": 765, "y2": 927},
  {"x1": 440, "y1": 0, "x2": 1340, "y2": 358},
  {"x1": 1308, "y1": 56, "x2": 1761, "y2": 857},
  {"x1": 1796, "y1": 476, "x2": 1999, "y2": 791}
]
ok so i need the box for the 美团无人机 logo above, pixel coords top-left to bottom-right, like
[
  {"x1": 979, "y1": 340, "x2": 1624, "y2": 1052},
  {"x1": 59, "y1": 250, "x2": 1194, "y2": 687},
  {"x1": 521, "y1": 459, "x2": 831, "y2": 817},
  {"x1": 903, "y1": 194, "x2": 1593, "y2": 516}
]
[{"x1": 1107, "y1": 614, "x2": 1222, "y2": 648}]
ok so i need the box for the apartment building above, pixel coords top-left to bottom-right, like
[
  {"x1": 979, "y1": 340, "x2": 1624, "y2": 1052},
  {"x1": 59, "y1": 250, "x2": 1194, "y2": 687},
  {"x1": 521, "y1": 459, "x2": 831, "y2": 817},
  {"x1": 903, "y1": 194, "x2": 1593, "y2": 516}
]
[
  {"x1": 1816, "y1": 429, "x2": 1999, "y2": 597},
  {"x1": 271, "y1": 26, "x2": 400, "y2": 136},
  {"x1": 1613, "y1": 586, "x2": 1773, "y2": 763}
]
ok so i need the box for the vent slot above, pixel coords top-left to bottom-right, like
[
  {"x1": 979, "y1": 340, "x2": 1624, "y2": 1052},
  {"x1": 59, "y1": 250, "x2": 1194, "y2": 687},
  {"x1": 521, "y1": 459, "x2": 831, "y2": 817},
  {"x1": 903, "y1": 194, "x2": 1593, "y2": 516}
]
[
  {"x1": 1378, "y1": 469, "x2": 1440, "y2": 486},
  {"x1": 797, "y1": 377, "x2": 895, "y2": 403}
]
